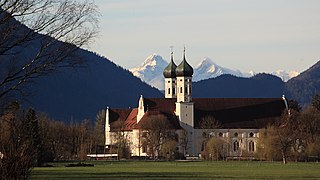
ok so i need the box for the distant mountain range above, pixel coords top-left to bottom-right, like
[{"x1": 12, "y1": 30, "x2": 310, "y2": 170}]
[
  {"x1": 193, "y1": 73, "x2": 285, "y2": 98},
  {"x1": 3, "y1": 12, "x2": 319, "y2": 122},
  {"x1": 130, "y1": 54, "x2": 299, "y2": 90}
]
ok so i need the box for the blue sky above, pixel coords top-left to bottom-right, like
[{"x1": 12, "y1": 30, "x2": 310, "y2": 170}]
[{"x1": 91, "y1": 0, "x2": 320, "y2": 73}]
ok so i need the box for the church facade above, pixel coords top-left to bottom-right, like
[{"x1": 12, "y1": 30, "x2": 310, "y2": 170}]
[{"x1": 104, "y1": 49, "x2": 288, "y2": 158}]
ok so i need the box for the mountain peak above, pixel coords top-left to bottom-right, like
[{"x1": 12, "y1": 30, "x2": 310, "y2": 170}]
[
  {"x1": 141, "y1": 54, "x2": 167, "y2": 67},
  {"x1": 129, "y1": 54, "x2": 168, "y2": 89}
]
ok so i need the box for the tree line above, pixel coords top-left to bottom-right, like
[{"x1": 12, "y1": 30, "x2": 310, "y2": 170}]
[{"x1": 0, "y1": 102, "x2": 107, "y2": 179}]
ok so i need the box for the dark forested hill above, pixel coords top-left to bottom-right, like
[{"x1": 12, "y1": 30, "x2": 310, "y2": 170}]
[
  {"x1": 285, "y1": 60, "x2": 320, "y2": 106},
  {"x1": 193, "y1": 74, "x2": 285, "y2": 98},
  {"x1": 24, "y1": 50, "x2": 163, "y2": 122}
]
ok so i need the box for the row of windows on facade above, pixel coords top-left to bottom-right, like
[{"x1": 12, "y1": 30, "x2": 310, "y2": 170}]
[
  {"x1": 234, "y1": 140, "x2": 255, "y2": 152},
  {"x1": 200, "y1": 140, "x2": 255, "y2": 152},
  {"x1": 167, "y1": 87, "x2": 191, "y2": 95},
  {"x1": 202, "y1": 132, "x2": 255, "y2": 138}
]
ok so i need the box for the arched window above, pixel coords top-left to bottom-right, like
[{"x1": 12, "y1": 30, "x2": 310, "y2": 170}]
[
  {"x1": 233, "y1": 140, "x2": 239, "y2": 152},
  {"x1": 249, "y1": 141, "x2": 255, "y2": 152},
  {"x1": 168, "y1": 88, "x2": 171, "y2": 94}
]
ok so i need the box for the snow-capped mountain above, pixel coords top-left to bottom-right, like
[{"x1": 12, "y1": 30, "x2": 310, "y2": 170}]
[
  {"x1": 130, "y1": 54, "x2": 167, "y2": 89},
  {"x1": 129, "y1": 54, "x2": 299, "y2": 90},
  {"x1": 193, "y1": 57, "x2": 244, "y2": 81},
  {"x1": 246, "y1": 70, "x2": 299, "y2": 82},
  {"x1": 272, "y1": 70, "x2": 299, "y2": 82}
]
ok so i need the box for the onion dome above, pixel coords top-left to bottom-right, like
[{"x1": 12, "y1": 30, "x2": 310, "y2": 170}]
[
  {"x1": 176, "y1": 47, "x2": 193, "y2": 77},
  {"x1": 163, "y1": 52, "x2": 177, "y2": 78}
]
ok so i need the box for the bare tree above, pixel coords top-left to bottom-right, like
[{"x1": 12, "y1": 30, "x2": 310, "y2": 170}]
[
  {"x1": 139, "y1": 114, "x2": 176, "y2": 159},
  {"x1": 93, "y1": 109, "x2": 106, "y2": 154},
  {"x1": 199, "y1": 115, "x2": 221, "y2": 141},
  {"x1": 0, "y1": 0, "x2": 98, "y2": 105},
  {"x1": 0, "y1": 103, "x2": 39, "y2": 179}
]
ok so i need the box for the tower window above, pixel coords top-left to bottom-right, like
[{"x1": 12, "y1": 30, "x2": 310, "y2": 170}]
[
  {"x1": 180, "y1": 87, "x2": 182, "y2": 93},
  {"x1": 185, "y1": 87, "x2": 188, "y2": 94},
  {"x1": 168, "y1": 81, "x2": 170, "y2": 83},
  {"x1": 234, "y1": 132, "x2": 238, "y2": 137},
  {"x1": 168, "y1": 88, "x2": 171, "y2": 94},
  {"x1": 173, "y1": 88, "x2": 175, "y2": 95}
]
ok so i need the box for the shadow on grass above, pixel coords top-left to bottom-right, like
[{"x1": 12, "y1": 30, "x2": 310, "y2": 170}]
[{"x1": 31, "y1": 171, "x2": 233, "y2": 179}]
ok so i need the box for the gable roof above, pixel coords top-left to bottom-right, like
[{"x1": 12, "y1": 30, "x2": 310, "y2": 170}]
[
  {"x1": 144, "y1": 97, "x2": 287, "y2": 129},
  {"x1": 109, "y1": 108, "x2": 137, "y2": 131},
  {"x1": 108, "y1": 97, "x2": 287, "y2": 131},
  {"x1": 193, "y1": 98, "x2": 286, "y2": 129}
]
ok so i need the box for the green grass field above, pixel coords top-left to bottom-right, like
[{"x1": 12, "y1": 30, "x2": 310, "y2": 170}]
[{"x1": 31, "y1": 161, "x2": 320, "y2": 179}]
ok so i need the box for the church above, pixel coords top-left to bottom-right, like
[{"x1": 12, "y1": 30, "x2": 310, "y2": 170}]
[{"x1": 104, "y1": 49, "x2": 288, "y2": 158}]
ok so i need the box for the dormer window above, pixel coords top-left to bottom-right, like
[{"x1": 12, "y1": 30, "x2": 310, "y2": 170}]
[{"x1": 234, "y1": 132, "x2": 238, "y2": 137}]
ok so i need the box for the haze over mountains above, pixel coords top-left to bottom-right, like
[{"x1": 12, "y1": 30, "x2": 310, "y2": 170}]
[
  {"x1": 130, "y1": 54, "x2": 299, "y2": 90},
  {"x1": 2, "y1": 12, "x2": 319, "y2": 123}
]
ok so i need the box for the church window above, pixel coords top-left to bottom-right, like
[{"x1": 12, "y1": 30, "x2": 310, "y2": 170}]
[
  {"x1": 180, "y1": 87, "x2": 182, "y2": 93},
  {"x1": 218, "y1": 132, "x2": 223, "y2": 137},
  {"x1": 249, "y1": 141, "x2": 255, "y2": 152},
  {"x1": 168, "y1": 88, "x2": 171, "y2": 94},
  {"x1": 234, "y1": 132, "x2": 238, "y2": 137},
  {"x1": 180, "y1": 79, "x2": 182, "y2": 81},
  {"x1": 185, "y1": 87, "x2": 188, "y2": 94},
  {"x1": 233, "y1": 140, "x2": 239, "y2": 152},
  {"x1": 173, "y1": 81, "x2": 175, "y2": 83},
  {"x1": 168, "y1": 81, "x2": 170, "y2": 83},
  {"x1": 173, "y1": 88, "x2": 175, "y2": 95},
  {"x1": 142, "y1": 144, "x2": 147, "y2": 153},
  {"x1": 189, "y1": 87, "x2": 191, "y2": 94},
  {"x1": 249, "y1": 132, "x2": 254, "y2": 137}
]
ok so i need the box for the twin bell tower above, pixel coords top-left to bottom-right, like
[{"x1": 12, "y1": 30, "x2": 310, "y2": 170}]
[{"x1": 163, "y1": 47, "x2": 193, "y2": 102}]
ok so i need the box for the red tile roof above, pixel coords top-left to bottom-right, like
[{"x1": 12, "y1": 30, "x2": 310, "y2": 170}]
[
  {"x1": 109, "y1": 108, "x2": 137, "y2": 131},
  {"x1": 108, "y1": 97, "x2": 287, "y2": 130},
  {"x1": 136, "y1": 110, "x2": 181, "y2": 129}
]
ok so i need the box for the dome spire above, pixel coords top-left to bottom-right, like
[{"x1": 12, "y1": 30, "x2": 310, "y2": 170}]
[
  {"x1": 163, "y1": 47, "x2": 177, "y2": 78},
  {"x1": 176, "y1": 46, "x2": 193, "y2": 77},
  {"x1": 183, "y1": 45, "x2": 186, "y2": 61}
]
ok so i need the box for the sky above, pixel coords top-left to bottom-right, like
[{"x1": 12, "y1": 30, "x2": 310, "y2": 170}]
[{"x1": 91, "y1": 0, "x2": 320, "y2": 73}]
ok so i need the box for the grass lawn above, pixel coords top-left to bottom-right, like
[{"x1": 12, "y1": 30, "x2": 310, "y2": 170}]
[{"x1": 31, "y1": 161, "x2": 320, "y2": 179}]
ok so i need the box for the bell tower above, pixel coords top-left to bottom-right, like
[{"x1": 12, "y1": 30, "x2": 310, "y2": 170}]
[
  {"x1": 175, "y1": 47, "x2": 193, "y2": 103},
  {"x1": 163, "y1": 51, "x2": 177, "y2": 99}
]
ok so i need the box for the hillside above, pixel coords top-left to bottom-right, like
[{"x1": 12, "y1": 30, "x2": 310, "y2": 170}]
[
  {"x1": 24, "y1": 50, "x2": 163, "y2": 122},
  {"x1": 193, "y1": 74, "x2": 285, "y2": 98},
  {"x1": 285, "y1": 60, "x2": 320, "y2": 106}
]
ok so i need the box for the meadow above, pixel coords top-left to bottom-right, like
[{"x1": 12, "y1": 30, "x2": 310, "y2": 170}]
[{"x1": 31, "y1": 161, "x2": 320, "y2": 179}]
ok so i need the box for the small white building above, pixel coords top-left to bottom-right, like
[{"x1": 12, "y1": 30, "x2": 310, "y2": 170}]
[{"x1": 104, "y1": 49, "x2": 288, "y2": 158}]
